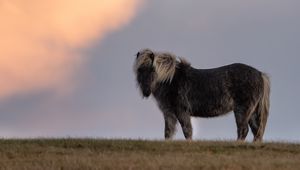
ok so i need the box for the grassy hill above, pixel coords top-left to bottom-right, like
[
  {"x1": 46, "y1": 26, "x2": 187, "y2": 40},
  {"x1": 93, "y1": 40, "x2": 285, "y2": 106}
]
[{"x1": 0, "y1": 139, "x2": 299, "y2": 170}]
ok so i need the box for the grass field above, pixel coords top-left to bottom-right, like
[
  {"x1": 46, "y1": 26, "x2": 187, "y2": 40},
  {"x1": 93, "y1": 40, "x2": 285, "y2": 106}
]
[{"x1": 0, "y1": 139, "x2": 299, "y2": 170}]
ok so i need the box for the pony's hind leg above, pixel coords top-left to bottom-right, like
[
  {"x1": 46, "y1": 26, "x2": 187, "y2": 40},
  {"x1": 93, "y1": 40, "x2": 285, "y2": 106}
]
[
  {"x1": 248, "y1": 111, "x2": 260, "y2": 141},
  {"x1": 234, "y1": 106, "x2": 255, "y2": 141},
  {"x1": 249, "y1": 109, "x2": 267, "y2": 142}
]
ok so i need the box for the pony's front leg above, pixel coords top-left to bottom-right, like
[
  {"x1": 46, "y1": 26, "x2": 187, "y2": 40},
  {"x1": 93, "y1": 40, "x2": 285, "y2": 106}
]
[
  {"x1": 177, "y1": 113, "x2": 192, "y2": 140},
  {"x1": 163, "y1": 113, "x2": 178, "y2": 140}
]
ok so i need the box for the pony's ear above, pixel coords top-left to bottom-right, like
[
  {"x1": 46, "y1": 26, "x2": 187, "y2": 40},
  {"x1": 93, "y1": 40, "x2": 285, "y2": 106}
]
[
  {"x1": 153, "y1": 53, "x2": 176, "y2": 83},
  {"x1": 136, "y1": 52, "x2": 140, "y2": 59}
]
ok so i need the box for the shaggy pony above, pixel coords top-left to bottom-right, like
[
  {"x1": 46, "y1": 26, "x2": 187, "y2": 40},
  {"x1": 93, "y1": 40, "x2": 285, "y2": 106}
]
[{"x1": 134, "y1": 49, "x2": 270, "y2": 142}]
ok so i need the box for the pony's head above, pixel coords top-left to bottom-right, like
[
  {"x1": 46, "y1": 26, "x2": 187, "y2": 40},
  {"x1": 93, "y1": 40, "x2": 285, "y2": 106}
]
[
  {"x1": 134, "y1": 49, "x2": 155, "y2": 97},
  {"x1": 134, "y1": 49, "x2": 177, "y2": 98}
]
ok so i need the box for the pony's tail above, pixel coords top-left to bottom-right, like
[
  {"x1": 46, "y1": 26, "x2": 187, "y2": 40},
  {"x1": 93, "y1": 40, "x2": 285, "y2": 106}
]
[{"x1": 255, "y1": 73, "x2": 270, "y2": 141}]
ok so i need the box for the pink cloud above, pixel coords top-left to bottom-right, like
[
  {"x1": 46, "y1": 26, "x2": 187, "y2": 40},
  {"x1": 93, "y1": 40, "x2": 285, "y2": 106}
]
[{"x1": 0, "y1": 0, "x2": 142, "y2": 99}]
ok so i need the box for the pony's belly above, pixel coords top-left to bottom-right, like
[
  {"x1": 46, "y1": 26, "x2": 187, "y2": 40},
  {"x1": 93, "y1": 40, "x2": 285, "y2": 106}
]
[{"x1": 191, "y1": 104, "x2": 233, "y2": 118}]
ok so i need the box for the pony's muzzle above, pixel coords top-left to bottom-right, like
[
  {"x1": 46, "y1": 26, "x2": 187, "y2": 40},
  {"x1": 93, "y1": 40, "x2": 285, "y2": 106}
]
[{"x1": 142, "y1": 88, "x2": 151, "y2": 98}]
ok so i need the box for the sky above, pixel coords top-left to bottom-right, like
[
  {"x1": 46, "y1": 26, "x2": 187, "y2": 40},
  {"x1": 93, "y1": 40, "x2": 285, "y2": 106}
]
[{"x1": 0, "y1": 0, "x2": 300, "y2": 141}]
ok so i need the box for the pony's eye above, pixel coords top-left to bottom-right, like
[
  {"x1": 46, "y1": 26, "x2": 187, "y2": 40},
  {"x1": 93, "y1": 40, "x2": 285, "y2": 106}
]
[{"x1": 136, "y1": 52, "x2": 140, "y2": 58}]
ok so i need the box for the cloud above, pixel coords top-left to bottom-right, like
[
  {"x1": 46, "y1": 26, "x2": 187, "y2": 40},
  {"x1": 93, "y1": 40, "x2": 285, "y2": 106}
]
[{"x1": 0, "y1": 0, "x2": 142, "y2": 99}]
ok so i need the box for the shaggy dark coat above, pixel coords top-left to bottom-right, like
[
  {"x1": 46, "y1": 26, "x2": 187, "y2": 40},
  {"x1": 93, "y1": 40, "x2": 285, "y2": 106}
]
[{"x1": 134, "y1": 49, "x2": 270, "y2": 142}]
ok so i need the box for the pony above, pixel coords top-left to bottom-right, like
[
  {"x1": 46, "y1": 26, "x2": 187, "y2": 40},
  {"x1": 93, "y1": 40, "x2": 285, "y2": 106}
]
[{"x1": 134, "y1": 49, "x2": 270, "y2": 142}]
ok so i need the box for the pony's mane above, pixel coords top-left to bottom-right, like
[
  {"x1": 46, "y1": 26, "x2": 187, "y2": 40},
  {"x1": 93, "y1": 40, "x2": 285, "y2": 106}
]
[
  {"x1": 178, "y1": 57, "x2": 191, "y2": 67},
  {"x1": 134, "y1": 49, "x2": 191, "y2": 83},
  {"x1": 153, "y1": 52, "x2": 189, "y2": 83},
  {"x1": 153, "y1": 52, "x2": 176, "y2": 83}
]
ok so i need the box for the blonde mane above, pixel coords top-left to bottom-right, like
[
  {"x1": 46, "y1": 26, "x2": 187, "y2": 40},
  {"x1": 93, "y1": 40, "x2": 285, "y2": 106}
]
[
  {"x1": 134, "y1": 49, "x2": 191, "y2": 83},
  {"x1": 153, "y1": 52, "x2": 177, "y2": 83}
]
